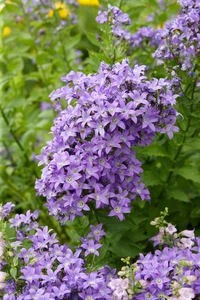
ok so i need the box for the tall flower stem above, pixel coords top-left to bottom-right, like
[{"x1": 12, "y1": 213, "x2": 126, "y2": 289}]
[{"x1": 156, "y1": 78, "x2": 197, "y2": 202}]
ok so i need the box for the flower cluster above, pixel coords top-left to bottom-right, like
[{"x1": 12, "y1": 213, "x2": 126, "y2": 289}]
[
  {"x1": 153, "y1": 0, "x2": 200, "y2": 72},
  {"x1": 96, "y1": 5, "x2": 132, "y2": 43},
  {"x1": 81, "y1": 224, "x2": 106, "y2": 256},
  {"x1": 1, "y1": 204, "x2": 200, "y2": 299},
  {"x1": 14, "y1": 0, "x2": 78, "y2": 27},
  {"x1": 35, "y1": 59, "x2": 178, "y2": 223},
  {"x1": 130, "y1": 26, "x2": 161, "y2": 49},
  {"x1": 133, "y1": 241, "x2": 200, "y2": 300},
  {"x1": 1, "y1": 204, "x2": 116, "y2": 300},
  {"x1": 150, "y1": 209, "x2": 197, "y2": 249},
  {"x1": 109, "y1": 217, "x2": 200, "y2": 300}
]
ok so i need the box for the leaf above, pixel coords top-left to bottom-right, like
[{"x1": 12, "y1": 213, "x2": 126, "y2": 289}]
[
  {"x1": 36, "y1": 53, "x2": 47, "y2": 65},
  {"x1": 184, "y1": 138, "x2": 200, "y2": 150},
  {"x1": 65, "y1": 35, "x2": 81, "y2": 51},
  {"x1": 141, "y1": 144, "x2": 171, "y2": 157},
  {"x1": 142, "y1": 170, "x2": 163, "y2": 186},
  {"x1": 190, "y1": 207, "x2": 200, "y2": 218},
  {"x1": 168, "y1": 189, "x2": 189, "y2": 202},
  {"x1": 0, "y1": 74, "x2": 14, "y2": 89},
  {"x1": 7, "y1": 57, "x2": 24, "y2": 73},
  {"x1": 21, "y1": 129, "x2": 35, "y2": 147},
  {"x1": 175, "y1": 166, "x2": 200, "y2": 183},
  {"x1": 10, "y1": 267, "x2": 17, "y2": 279},
  {"x1": 110, "y1": 238, "x2": 142, "y2": 258},
  {"x1": 13, "y1": 256, "x2": 19, "y2": 267},
  {"x1": 86, "y1": 32, "x2": 100, "y2": 47},
  {"x1": 6, "y1": 98, "x2": 26, "y2": 109}
]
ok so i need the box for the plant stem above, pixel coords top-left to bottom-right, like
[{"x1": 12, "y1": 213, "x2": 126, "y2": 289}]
[
  {"x1": 0, "y1": 106, "x2": 28, "y2": 161},
  {"x1": 156, "y1": 79, "x2": 197, "y2": 201}
]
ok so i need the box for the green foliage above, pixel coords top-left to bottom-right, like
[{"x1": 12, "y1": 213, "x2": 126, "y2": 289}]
[{"x1": 0, "y1": 0, "x2": 199, "y2": 270}]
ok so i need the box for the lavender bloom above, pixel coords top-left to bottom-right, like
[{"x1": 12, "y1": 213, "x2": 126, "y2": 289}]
[
  {"x1": 1, "y1": 207, "x2": 200, "y2": 299},
  {"x1": 81, "y1": 239, "x2": 102, "y2": 256},
  {"x1": 87, "y1": 224, "x2": 106, "y2": 241},
  {"x1": 96, "y1": 5, "x2": 132, "y2": 45},
  {"x1": 153, "y1": 0, "x2": 200, "y2": 71},
  {"x1": 1, "y1": 203, "x2": 14, "y2": 219},
  {"x1": 130, "y1": 26, "x2": 161, "y2": 49},
  {"x1": 36, "y1": 59, "x2": 178, "y2": 222},
  {"x1": 1, "y1": 208, "x2": 116, "y2": 299}
]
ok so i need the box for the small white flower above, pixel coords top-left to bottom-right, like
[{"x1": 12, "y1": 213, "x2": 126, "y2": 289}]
[
  {"x1": 0, "y1": 271, "x2": 7, "y2": 284},
  {"x1": 180, "y1": 238, "x2": 194, "y2": 249},
  {"x1": 165, "y1": 223, "x2": 177, "y2": 235},
  {"x1": 178, "y1": 287, "x2": 195, "y2": 300},
  {"x1": 180, "y1": 230, "x2": 195, "y2": 239}
]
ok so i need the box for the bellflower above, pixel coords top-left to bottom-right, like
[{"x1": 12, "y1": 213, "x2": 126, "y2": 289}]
[
  {"x1": 36, "y1": 59, "x2": 178, "y2": 222},
  {"x1": 153, "y1": 0, "x2": 200, "y2": 72},
  {"x1": 96, "y1": 5, "x2": 132, "y2": 44}
]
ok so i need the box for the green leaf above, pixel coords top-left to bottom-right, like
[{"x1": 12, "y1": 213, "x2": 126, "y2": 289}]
[
  {"x1": 7, "y1": 57, "x2": 24, "y2": 73},
  {"x1": 110, "y1": 239, "x2": 142, "y2": 258},
  {"x1": 21, "y1": 129, "x2": 34, "y2": 147},
  {"x1": 141, "y1": 144, "x2": 171, "y2": 157},
  {"x1": 13, "y1": 256, "x2": 19, "y2": 267},
  {"x1": 191, "y1": 208, "x2": 200, "y2": 218},
  {"x1": 168, "y1": 189, "x2": 189, "y2": 202},
  {"x1": 36, "y1": 53, "x2": 47, "y2": 65},
  {"x1": 6, "y1": 98, "x2": 26, "y2": 109},
  {"x1": 175, "y1": 165, "x2": 200, "y2": 183},
  {"x1": 65, "y1": 35, "x2": 81, "y2": 51},
  {"x1": 10, "y1": 267, "x2": 17, "y2": 279},
  {"x1": 86, "y1": 32, "x2": 100, "y2": 47},
  {"x1": 184, "y1": 138, "x2": 200, "y2": 150},
  {"x1": 142, "y1": 170, "x2": 163, "y2": 186},
  {"x1": 0, "y1": 74, "x2": 14, "y2": 89}
]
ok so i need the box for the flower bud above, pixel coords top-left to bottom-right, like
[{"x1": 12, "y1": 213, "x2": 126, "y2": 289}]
[
  {"x1": 185, "y1": 275, "x2": 197, "y2": 284},
  {"x1": 180, "y1": 230, "x2": 195, "y2": 239}
]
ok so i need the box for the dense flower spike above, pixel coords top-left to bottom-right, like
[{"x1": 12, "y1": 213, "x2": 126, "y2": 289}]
[
  {"x1": 96, "y1": 5, "x2": 132, "y2": 43},
  {"x1": 35, "y1": 59, "x2": 178, "y2": 222},
  {"x1": 130, "y1": 26, "x2": 161, "y2": 49},
  {"x1": 153, "y1": 0, "x2": 200, "y2": 72}
]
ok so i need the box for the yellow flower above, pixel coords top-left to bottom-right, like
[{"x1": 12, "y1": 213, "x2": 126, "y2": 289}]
[
  {"x1": 48, "y1": 9, "x2": 54, "y2": 18},
  {"x1": 48, "y1": 2, "x2": 70, "y2": 19},
  {"x1": 2, "y1": 26, "x2": 11, "y2": 37},
  {"x1": 77, "y1": 0, "x2": 100, "y2": 6}
]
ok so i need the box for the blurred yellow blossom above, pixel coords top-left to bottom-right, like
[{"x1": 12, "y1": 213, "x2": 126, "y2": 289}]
[
  {"x1": 77, "y1": 0, "x2": 100, "y2": 6},
  {"x1": 0, "y1": 4, "x2": 5, "y2": 11},
  {"x1": 2, "y1": 26, "x2": 11, "y2": 37},
  {"x1": 48, "y1": 2, "x2": 70, "y2": 19},
  {"x1": 48, "y1": 9, "x2": 54, "y2": 18}
]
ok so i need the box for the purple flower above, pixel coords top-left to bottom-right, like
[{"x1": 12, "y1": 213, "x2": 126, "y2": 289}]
[
  {"x1": 88, "y1": 224, "x2": 106, "y2": 241},
  {"x1": 2, "y1": 202, "x2": 15, "y2": 218},
  {"x1": 81, "y1": 239, "x2": 102, "y2": 256},
  {"x1": 36, "y1": 59, "x2": 178, "y2": 222},
  {"x1": 108, "y1": 200, "x2": 130, "y2": 221}
]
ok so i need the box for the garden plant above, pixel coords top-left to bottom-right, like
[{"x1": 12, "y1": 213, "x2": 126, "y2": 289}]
[{"x1": 0, "y1": 0, "x2": 200, "y2": 299}]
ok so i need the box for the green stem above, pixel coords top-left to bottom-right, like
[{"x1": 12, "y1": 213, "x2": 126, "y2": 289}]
[
  {"x1": 0, "y1": 106, "x2": 38, "y2": 178},
  {"x1": 3, "y1": 141, "x2": 16, "y2": 166},
  {"x1": 156, "y1": 79, "x2": 197, "y2": 201},
  {"x1": 91, "y1": 207, "x2": 101, "y2": 224},
  {"x1": 20, "y1": 4, "x2": 56, "y2": 94},
  {"x1": 1, "y1": 177, "x2": 26, "y2": 202},
  {"x1": 0, "y1": 106, "x2": 28, "y2": 162}
]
